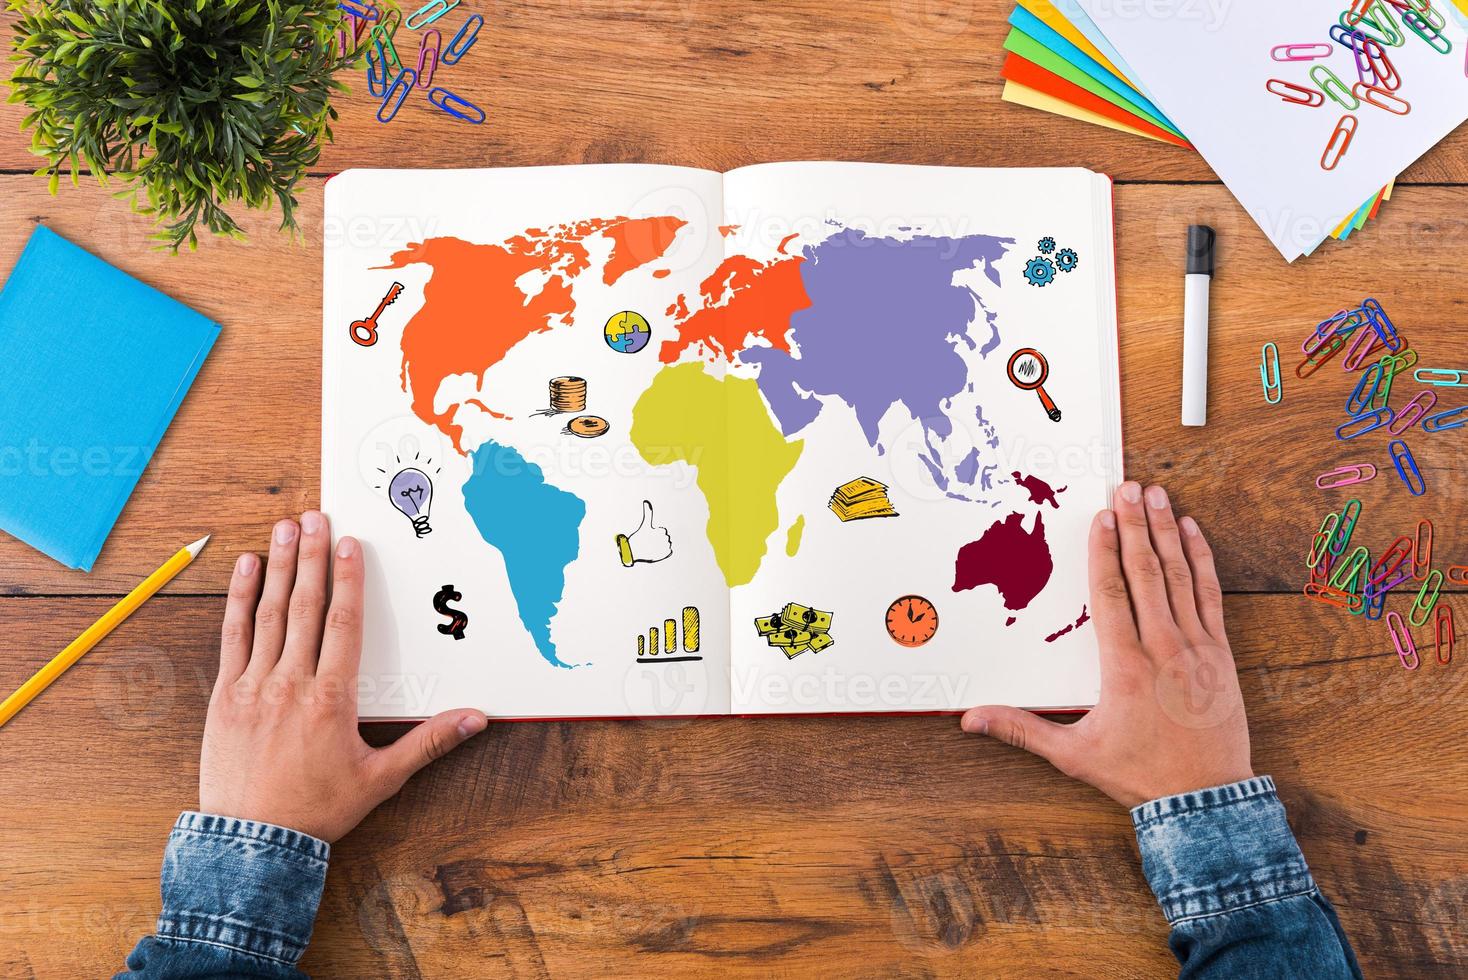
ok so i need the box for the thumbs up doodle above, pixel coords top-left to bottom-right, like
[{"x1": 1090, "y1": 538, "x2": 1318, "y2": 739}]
[{"x1": 616, "y1": 500, "x2": 674, "y2": 566}]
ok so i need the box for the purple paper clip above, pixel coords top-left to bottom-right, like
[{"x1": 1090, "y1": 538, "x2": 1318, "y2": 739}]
[
  {"x1": 1337, "y1": 408, "x2": 1393, "y2": 439},
  {"x1": 1389, "y1": 439, "x2": 1425, "y2": 496},
  {"x1": 1388, "y1": 390, "x2": 1438, "y2": 433},
  {"x1": 1422, "y1": 404, "x2": 1468, "y2": 432},
  {"x1": 427, "y1": 86, "x2": 486, "y2": 123},
  {"x1": 377, "y1": 67, "x2": 418, "y2": 123},
  {"x1": 1315, "y1": 463, "x2": 1376, "y2": 489},
  {"x1": 416, "y1": 29, "x2": 441, "y2": 87},
  {"x1": 441, "y1": 13, "x2": 483, "y2": 65}
]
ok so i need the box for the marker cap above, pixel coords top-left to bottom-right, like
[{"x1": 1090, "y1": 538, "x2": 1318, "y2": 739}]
[{"x1": 1186, "y1": 225, "x2": 1215, "y2": 276}]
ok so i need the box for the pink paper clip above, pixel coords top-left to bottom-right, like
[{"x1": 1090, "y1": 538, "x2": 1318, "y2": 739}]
[
  {"x1": 1388, "y1": 390, "x2": 1438, "y2": 433},
  {"x1": 1267, "y1": 79, "x2": 1326, "y2": 106},
  {"x1": 1354, "y1": 83, "x2": 1411, "y2": 115},
  {"x1": 1387, "y1": 611, "x2": 1419, "y2": 669},
  {"x1": 1315, "y1": 463, "x2": 1377, "y2": 489},
  {"x1": 1436, "y1": 606, "x2": 1454, "y2": 665},
  {"x1": 416, "y1": 29, "x2": 441, "y2": 87},
  {"x1": 1273, "y1": 43, "x2": 1334, "y2": 61}
]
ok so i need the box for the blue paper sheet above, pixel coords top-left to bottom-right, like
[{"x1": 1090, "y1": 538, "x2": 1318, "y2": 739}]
[{"x1": 0, "y1": 227, "x2": 219, "y2": 570}]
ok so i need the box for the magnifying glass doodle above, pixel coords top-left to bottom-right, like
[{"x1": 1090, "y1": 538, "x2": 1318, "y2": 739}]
[{"x1": 1007, "y1": 348, "x2": 1061, "y2": 422}]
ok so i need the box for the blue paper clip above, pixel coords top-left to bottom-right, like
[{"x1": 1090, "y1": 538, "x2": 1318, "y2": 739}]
[
  {"x1": 1260, "y1": 342, "x2": 1282, "y2": 404},
  {"x1": 370, "y1": 24, "x2": 402, "y2": 72},
  {"x1": 1414, "y1": 367, "x2": 1467, "y2": 387},
  {"x1": 1389, "y1": 439, "x2": 1426, "y2": 496},
  {"x1": 1330, "y1": 24, "x2": 1371, "y2": 51},
  {"x1": 406, "y1": 0, "x2": 460, "y2": 30},
  {"x1": 365, "y1": 40, "x2": 388, "y2": 97},
  {"x1": 1362, "y1": 297, "x2": 1398, "y2": 344},
  {"x1": 1346, "y1": 361, "x2": 1383, "y2": 415},
  {"x1": 338, "y1": 0, "x2": 375, "y2": 18},
  {"x1": 441, "y1": 13, "x2": 483, "y2": 65},
  {"x1": 427, "y1": 86, "x2": 486, "y2": 123},
  {"x1": 1422, "y1": 404, "x2": 1468, "y2": 432},
  {"x1": 1363, "y1": 576, "x2": 1386, "y2": 620},
  {"x1": 1336, "y1": 407, "x2": 1393, "y2": 439},
  {"x1": 1313, "y1": 307, "x2": 1366, "y2": 342},
  {"x1": 377, "y1": 67, "x2": 418, "y2": 123}
]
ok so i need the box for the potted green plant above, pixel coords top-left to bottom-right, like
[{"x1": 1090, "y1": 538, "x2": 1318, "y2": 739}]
[{"x1": 7, "y1": 0, "x2": 368, "y2": 251}]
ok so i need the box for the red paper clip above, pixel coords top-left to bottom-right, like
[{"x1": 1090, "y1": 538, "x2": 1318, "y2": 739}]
[
  {"x1": 1388, "y1": 390, "x2": 1437, "y2": 433},
  {"x1": 1267, "y1": 79, "x2": 1325, "y2": 106},
  {"x1": 1322, "y1": 115, "x2": 1358, "y2": 171},
  {"x1": 1438, "y1": 606, "x2": 1455, "y2": 664},
  {"x1": 1387, "y1": 611, "x2": 1419, "y2": 669},
  {"x1": 1354, "y1": 83, "x2": 1411, "y2": 115},
  {"x1": 1305, "y1": 582, "x2": 1364, "y2": 612},
  {"x1": 1448, "y1": 565, "x2": 1468, "y2": 586},
  {"x1": 1273, "y1": 43, "x2": 1334, "y2": 61},
  {"x1": 1315, "y1": 463, "x2": 1376, "y2": 489},
  {"x1": 1369, "y1": 535, "x2": 1413, "y2": 585},
  {"x1": 1413, "y1": 519, "x2": 1433, "y2": 581}
]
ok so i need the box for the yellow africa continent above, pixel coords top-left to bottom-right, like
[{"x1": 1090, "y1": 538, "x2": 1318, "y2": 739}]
[{"x1": 630, "y1": 363, "x2": 803, "y2": 588}]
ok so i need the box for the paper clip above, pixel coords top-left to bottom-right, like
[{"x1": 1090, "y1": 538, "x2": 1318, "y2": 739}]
[
  {"x1": 1387, "y1": 390, "x2": 1437, "y2": 433},
  {"x1": 1363, "y1": 577, "x2": 1386, "y2": 619},
  {"x1": 365, "y1": 40, "x2": 388, "y2": 97},
  {"x1": 1414, "y1": 367, "x2": 1467, "y2": 387},
  {"x1": 1311, "y1": 550, "x2": 1336, "y2": 587},
  {"x1": 1306, "y1": 513, "x2": 1340, "y2": 567},
  {"x1": 1352, "y1": 34, "x2": 1384, "y2": 84},
  {"x1": 427, "y1": 86, "x2": 487, "y2": 123},
  {"x1": 1369, "y1": 535, "x2": 1413, "y2": 585},
  {"x1": 1388, "y1": 439, "x2": 1425, "y2": 495},
  {"x1": 1404, "y1": 9, "x2": 1452, "y2": 53},
  {"x1": 1344, "y1": 0, "x2": 1375, "y2": 27},
  {"x1": 1365, "y1": 42, "x2": 1401, "y2": 89},
  {"x1": 1272, "y1": 43, "x2": 1334, "y2": 61},
  {"x1": 1259, "y1": 343, "x2": 1282, "y2": 403},
  {"x1": 1422, "y1": 404, "x2": 1468, "y2": 432},
  {"x1": 1413, "y1": 519, "x2": 1433, "y2": 580},
  {"x1": 370, "y1": 24, "x2": 402, "y2": 72},
  {"x1": 1448, "y1": 565, "x2": 1468, "y2": 586},
  {"x1": 406, "y1": 0, "x2": 459, "y2": 30},
  {"x1": 441, "y1": 13, "x2": 483, "y2": 65},
  {"x1": 1305, "y1": 582, "x2": 1364, "y2": 613},
  {"x1": 1387, "y1": 611, "x2": 1419, "y2": 669},
  {"x1": 1342, "y1": 324, "x2": 1392, "y2": 370},
  {"x1": 1315, "y1": 463, "x2": 1376, "y2": 489},
  {"x1": 1346, "y1": 361, "x2": 1384, "y2": 415},
  {"x1": 1354, "y1": 82, "x2": 1411, "y2": 114},
  {"x1": 1330, "y1": 24, "x2": 1371, "y2": 50},
  {"x1": 1337, "y1": 408, "x2": 1393, "y2": 439},
  {"x1": 1311, "y1": 67, "x2": 1361, "y2": 109},
  {"x1": 1346, "y1": 2, "x2": 1405, "y2": 47},
  {"x1": 1346, "y1": 564, "x2": 1368, "y2": 617},
  {"x1": 1267, "y1": 79, "x2": 1325, "y2": 106},
  {"x1": 1297, "y1": 334, "x2": 1347, "y2": 377},
  {"x1": 1436, "y1": 606, "x2": 1454, "y2": 664},
  {"x1": 1362, "y1": 298, "x2": 1398, "y2": 343},
  {"x1": 415, "y1": 29, "x2": 441, "y2": 87},
  {"x1": 1311, "y1": 307, "x2": 1366, "y2": 345},
  {"x1": 338, "y1": 0, "x2": 375, "y2": 17},
  {"x1": 376, "y1": 67, "x2": 417, "y2": 123},
  {"x1": 1409, "y1": 569, "x2": 1443, "y2": 627},
  {"x1": 1328, "y1": 546, "x2": 1369, "y2": 590},
  {"x1": 1330, "y1": 499, "x2": 1362, "y2": 555}
]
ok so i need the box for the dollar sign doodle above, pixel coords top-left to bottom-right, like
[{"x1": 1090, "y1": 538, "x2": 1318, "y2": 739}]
[{"x1": 433, "y1": 584, "x2": 468, "y2": 640}]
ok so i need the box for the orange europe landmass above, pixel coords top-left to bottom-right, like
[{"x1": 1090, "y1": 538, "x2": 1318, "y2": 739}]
[
  {"x1": 377, "y1": 216, "x2": 685, "y2": 453},
  {"x1": 657, "y1": 253, "x2": 812, "y2": 364}
]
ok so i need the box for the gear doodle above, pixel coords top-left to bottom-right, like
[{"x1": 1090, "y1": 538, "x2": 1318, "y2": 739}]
[
  {"x1": 1037, "y1": 236, "x2": 1056, "y2": 254},
  {"x1": 1024, "y1": 256, "x2": 1057, "y2": 287},
  {"x1": 1055, "y1": 248, "x2": 1079, "y2": 273}
]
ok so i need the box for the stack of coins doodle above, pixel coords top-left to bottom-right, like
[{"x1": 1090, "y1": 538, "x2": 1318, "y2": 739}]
[{"x1": 549, "y1": 376, "x2": 587, "y2": 414}]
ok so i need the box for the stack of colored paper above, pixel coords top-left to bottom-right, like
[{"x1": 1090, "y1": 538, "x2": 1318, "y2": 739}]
[{"x1": 1000, "y1": 0, "x2": 1395, "y2": 249}]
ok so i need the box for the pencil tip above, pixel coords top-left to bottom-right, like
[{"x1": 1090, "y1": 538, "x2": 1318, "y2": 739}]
[{"x1": 186, "y1": 535, "x2": 211, "y2": 558}]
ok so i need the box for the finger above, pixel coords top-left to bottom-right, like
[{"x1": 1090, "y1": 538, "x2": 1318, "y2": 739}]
[
  {"x1": 318, "y1": 536, "x2": 365, "y2": 683},
  {"x1": 1087, "y1": 509, "x2": 1141, "y2": 655},
  {"x1": 217, "y1": 553, "x2": 262, "y2": 687},
  {"x1": 1142, "y1": 486, "x2": 1205, "y2": 636},
  {"x1": 1180, "y1": 516, "x2": 1228, "y2": 640},
  {"x1": 640, "y1": 500, "x2": 655, "y2": 529},
  {"x1": 371, "y1": 709, "x2": 488, "y2": 793},
  {"x1": 960, "y1": 705, "x2": 1074, "y2": 769},
  {"x1": 279, "y1": 511, "x2": 331, "y2": 676},
  {"x1": 244, "y1": 519, "x2": 300, "y2": 679},
  {"x1": 1112, "y1": 481, "x2": 1176, "y2": 644}
]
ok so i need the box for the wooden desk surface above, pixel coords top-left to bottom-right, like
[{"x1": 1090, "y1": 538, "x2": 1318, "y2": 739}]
[{"x1": 1, "y1": 3, "x2": 1464, "y2": 977}]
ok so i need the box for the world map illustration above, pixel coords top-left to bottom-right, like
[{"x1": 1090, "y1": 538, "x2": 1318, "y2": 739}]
[{"x1": 379, "y1": 215, "x2": 1077, "y2": 667}]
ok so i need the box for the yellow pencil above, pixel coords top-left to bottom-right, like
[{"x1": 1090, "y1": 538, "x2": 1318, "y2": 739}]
[{"x1": 0, "y1": 536, "x2": 210, "y2": 729}]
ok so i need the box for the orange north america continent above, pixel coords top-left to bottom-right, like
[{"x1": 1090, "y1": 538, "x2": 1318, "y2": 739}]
[{"x1": 378, "y1": 215, "x2": 685, "y2": 453}]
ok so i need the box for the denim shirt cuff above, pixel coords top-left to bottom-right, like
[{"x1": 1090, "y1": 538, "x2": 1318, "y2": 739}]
[
  {"x1": 1131, "y1": 776, "x2": 1316, "y2": 925},
  {"x1": 156, "y1": 811, "x2": 331, "y2": 967}
]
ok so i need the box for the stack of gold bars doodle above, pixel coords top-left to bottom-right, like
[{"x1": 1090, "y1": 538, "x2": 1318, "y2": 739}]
[
  {"x1": 755, "y1": 602, "x2": 836, "y2": 659},
  {"x1": 828, "y1": 476, "x2": 898, "y2": 522}
]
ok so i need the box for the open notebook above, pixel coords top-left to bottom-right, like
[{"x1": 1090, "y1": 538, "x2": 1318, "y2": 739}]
[{"x1": 322, "y1": 163, "x2": 1122, "y2": 720}]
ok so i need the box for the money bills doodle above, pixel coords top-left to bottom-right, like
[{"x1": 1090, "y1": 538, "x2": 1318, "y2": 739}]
[
  {"x1": 433, "y1": 584, "x2": 469, "y2": 640},
  {"x1": 754, "y1": 602, "x2": 835, "y2": 659}
]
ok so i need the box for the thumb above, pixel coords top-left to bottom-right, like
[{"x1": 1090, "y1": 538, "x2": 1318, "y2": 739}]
[
  {"x1": 640, "y1": 500, "x2": 655, "y2": 529},
  {"x1": 960, "y1": 705, "x2": 1072, "y2": 766},
  {"x1": 373, "y1": 709, "x2": 488, "y2": 790}
]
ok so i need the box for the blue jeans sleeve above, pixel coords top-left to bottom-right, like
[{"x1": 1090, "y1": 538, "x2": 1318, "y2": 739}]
[
  {"x1": 1132, "y1": 776, "x2": 1362, "y2": 980},
  {"x1": 116, "y1": 812, "x2": 330, "y2": 980}
]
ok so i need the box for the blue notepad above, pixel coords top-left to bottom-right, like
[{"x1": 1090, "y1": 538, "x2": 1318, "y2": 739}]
[{"x1": 0, "y1": 227, "x2": 219, "y2": 571}]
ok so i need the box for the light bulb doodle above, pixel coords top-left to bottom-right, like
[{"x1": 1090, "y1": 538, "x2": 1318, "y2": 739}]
[
  {"x1": 389, "y1": 467, "x2": 433, "y2": 536},
  {"x1": 1007, "y1": 347, "x2": 1062, "y2": 422}
]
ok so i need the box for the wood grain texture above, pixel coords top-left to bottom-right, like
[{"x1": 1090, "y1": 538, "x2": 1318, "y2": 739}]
[
  {"x1": 3, "y1": 2, "x2": 1468, "y2": 976},
  {"x1": 0, "y1": 596, "x2": 1463, "y2": 978}
]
